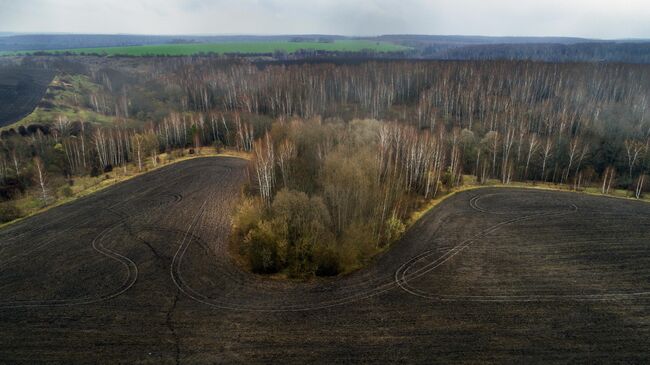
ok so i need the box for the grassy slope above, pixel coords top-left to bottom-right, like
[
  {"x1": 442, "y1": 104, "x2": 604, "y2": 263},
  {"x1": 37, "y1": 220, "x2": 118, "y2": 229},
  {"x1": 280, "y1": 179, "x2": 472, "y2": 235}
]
[
  {"x1": 7, "y1": 40, "x2": 408, "y2": 56},
  {"x1": 1, "y1": 74, "x2": 121, "y2": 131}
]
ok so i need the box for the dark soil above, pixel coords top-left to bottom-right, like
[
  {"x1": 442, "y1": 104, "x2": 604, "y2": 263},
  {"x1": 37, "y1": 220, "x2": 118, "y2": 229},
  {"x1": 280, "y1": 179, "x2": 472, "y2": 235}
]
[
  {"x1": 1, "y1": 157, "x2": 649, "y2": 364},
  {"x1": 0, "y1": 66, "x2": 55, "y2": 127}
]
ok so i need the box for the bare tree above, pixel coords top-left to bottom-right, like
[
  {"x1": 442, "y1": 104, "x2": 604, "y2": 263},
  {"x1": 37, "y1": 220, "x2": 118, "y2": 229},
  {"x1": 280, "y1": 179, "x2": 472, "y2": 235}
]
[
  {"x1": 33, "y1": 156, "x2": 49, "y2": 205},
  {"x1": 131, "y1": 133, "x2": 144, "y2": 171},
  {"x1": 500, "y1": 126, "x2": 516, "y2": 184},
  {"x1": 540, "y1": 136, "x2": 554, "y2": 182},
  {"x1": 253, "y1": 133, "x2": 275, "y2": 206},
  {"x1": 602, "y1": 166, "x2": 616, "y2": 194},
  {"x1": 276, "y1": 139, "x2": 296, "y2": 188},
  {"x1": 624, "y1": 139, "x2": 646, "y2": 178},
  {"x1": 563, "y1": 137, "x2": 581, "y2": 183},
  {"x1": 635, "y1": 174, "x2": 646, "y2": 199}
]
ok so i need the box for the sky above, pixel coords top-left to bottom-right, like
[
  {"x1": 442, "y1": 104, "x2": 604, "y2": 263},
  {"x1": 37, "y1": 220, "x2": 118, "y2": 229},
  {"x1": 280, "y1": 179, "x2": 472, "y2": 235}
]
[{"x1": 0, "y1": 0, "x2": 649, "y2": 39}]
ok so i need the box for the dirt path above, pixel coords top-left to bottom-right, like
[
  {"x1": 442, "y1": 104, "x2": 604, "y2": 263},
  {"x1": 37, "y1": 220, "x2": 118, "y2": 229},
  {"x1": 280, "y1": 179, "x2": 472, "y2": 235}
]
[{"x1": 1, "y1": 157, "x2": 649, "y2": 363}]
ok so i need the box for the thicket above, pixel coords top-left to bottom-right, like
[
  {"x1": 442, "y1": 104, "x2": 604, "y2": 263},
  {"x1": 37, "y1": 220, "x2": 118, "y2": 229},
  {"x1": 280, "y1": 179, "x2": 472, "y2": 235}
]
[
  {"x1": 0, "y1": 201, "x2": 22, "y2": 223},
  {"x1": 233, "y1": 118, "x2": 454, "y2": 277}
]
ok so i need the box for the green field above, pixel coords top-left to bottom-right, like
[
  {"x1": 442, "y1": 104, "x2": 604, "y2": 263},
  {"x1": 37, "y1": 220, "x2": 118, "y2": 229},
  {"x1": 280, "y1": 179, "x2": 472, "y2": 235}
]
[{"x1": 4, "y1": 40, "x2": 409, "y2": 56}]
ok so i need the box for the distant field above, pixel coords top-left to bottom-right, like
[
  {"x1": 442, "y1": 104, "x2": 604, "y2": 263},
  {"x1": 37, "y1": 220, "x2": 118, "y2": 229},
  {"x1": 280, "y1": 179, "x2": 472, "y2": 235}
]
[{"x1": 3, "y1": 40, "x2": 409, "y2": 56}]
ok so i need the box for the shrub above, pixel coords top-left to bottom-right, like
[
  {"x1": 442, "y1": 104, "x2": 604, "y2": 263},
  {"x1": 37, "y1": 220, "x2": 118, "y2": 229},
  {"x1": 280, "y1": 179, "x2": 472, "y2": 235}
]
[
  {"x1": 340, "y1": 223, "x2": 377, "y2": 269},
  {"x1": 314, "y1": 244, "x2": 341, "y2": 276},
  {"x1": 171, "y1": 149, "x2": 185, "y2": 159},
  {"x1": 384, "y1": 214, "x2": 406, "y2": 245},
  {"x1": 233, "y1": 197, "x2": 264, "y2": 236},
  {"x1": 214, "y1": 140, "x2": 224, "y2": 153},
  {"x1": 234, "y1": 189, "x2": 338, "y2": 277},
  {"x1": 246, "y1": 220, "x2": 287, "y2": 274},
  {"x1": 288, "y1": 237, "x2": 316, "y2": 277},
  {"x1": 441, "y1": 168, "x2": 454, "y2": 188},
  {"x1": 271, "y1": 189, "x2": 330, "y2": 247},
  {"x1": 61, "y1": 186, "x2": 74, "y2": 198},
  {"x1": 0, "y1": 202, "x2": 23, "y2": 223},
  {"x1": 271, "y1": 189, "x2": 331, "y2": 276},
  {"x1": 0, "y1": 177, "x2": 27, "y2": 201}
]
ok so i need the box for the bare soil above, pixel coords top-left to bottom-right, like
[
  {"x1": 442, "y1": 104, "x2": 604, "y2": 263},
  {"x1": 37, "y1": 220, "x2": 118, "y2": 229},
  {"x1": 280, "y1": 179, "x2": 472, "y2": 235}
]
[{"x1": 1, "y1": 157, "x2": 649, "y2": 364}]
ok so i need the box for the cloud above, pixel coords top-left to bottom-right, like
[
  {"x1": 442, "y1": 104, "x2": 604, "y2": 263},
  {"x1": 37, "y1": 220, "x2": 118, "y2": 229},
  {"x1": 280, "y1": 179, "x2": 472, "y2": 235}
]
[{"x1": 0, "y1": 0, "x2": 648, "y2": 38}]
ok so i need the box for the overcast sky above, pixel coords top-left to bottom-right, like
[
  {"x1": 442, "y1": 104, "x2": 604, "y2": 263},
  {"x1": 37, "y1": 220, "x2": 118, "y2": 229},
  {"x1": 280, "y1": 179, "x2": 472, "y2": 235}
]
[{"x1": 1, "y1": 0, "x2": 649, "y2": 39}]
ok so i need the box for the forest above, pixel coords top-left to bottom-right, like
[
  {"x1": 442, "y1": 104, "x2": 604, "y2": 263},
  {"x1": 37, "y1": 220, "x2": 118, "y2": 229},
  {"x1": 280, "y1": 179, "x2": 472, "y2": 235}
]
[{"x1": 1, "y1": 57, "x2": 649, "y2": 276}]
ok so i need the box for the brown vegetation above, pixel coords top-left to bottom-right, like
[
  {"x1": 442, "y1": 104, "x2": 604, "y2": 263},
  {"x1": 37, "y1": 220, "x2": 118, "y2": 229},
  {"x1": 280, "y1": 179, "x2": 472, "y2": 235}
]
[{"x1": 234, "y1": 119, "x2": 459, "y2": 277}]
